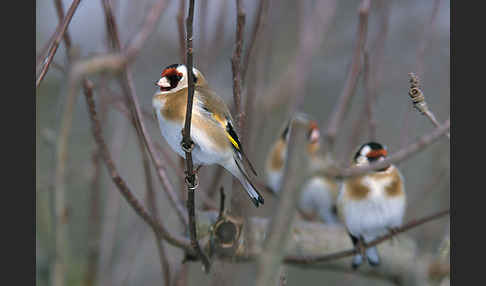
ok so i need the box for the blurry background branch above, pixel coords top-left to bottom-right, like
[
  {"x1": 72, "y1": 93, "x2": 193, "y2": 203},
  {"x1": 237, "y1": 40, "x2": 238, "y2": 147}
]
[
  {"x1": 36, "y1": 0, "x2": 450, "y2": 285},
  {"x1": 323, "y1": 0, "x2": 370, "y2": 151},
  {"x1": 255, "y1": 120, "x2": 309, "y2": 286},
  {"x1": 194, "y1": 209, "x2": 449, "y2": 286}
]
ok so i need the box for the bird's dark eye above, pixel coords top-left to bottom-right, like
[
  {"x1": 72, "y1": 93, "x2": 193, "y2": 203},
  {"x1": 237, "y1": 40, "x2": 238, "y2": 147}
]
[{"x1": 167, "y1": 74, "x2": 182, "y2": 88}]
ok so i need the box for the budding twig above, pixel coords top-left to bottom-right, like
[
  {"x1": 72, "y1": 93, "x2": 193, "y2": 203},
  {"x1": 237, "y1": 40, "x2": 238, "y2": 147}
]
[{"x1": 408, "y1": 73, "x2": 450, "y2": 139}]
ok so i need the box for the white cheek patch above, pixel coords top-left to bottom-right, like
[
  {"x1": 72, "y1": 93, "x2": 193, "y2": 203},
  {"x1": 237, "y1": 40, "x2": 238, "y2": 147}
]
[
  {"x1": 310, "y1": 129, "x2": 320, "y2": 142},
  {"x1": 176, "y1": 65, "x2": 188, "y2": 75},
  {"x1": 157, "y1": 77, "x2": 171, "y2": 88},
  {"x1": 360, "y1": 145, "x2": 371, "y2": 156}
]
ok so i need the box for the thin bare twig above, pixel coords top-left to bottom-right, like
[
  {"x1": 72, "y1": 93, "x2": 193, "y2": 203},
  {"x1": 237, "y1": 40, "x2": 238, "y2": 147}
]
[
  {"x1": 84, "y1": 150, "x2": 103, "y2": 286},
  {"x1": 262, "y1": 0, "x2": 336, "y2": 112},
  {"x1": 409, "y1": 73, "x2": 450, "y2": 139},
  {"x1": 346, "y1": 51, "x2": 376, "y2": 155},
  {"x1": 330, "y1": 119, "x2": 450, "y2": 179},
  {"x1": 49, "y1": 1, "x2": 82, "y2": 282},
  {"x1": 241, "y1": 0, "x2": 269, "y2": 141},
  {"x1": 181, "y1": 0, "x2": 211, "y2": 273},
  {"x1": 145, "y1": 159, "x2": 171, "y2": 286},
  {"x1": 416, "y1": 0, "x2": 442, "y2": 81},
  {"x1": 324, "y1": 0, "x2": 370, "y2": 150},
  {"x1": 82, "y1": 80, "x2": 193, "y2": 252},
  {"x1": 36, "y1": 0, "x2": 81, "y2": 88},
  {"x1": 363, "y1": 52, "x2": 377, "y2": 141},
  {"x1": 206, "y1": 1, "x2": 228, "y2": 67},
  {"x1": 177, "y1": 0, "x2": 186, "y2": 64},
  {"x1": 284, "y1": 209, "x2": 449, "y2": 264},
  {"x1": 241, "y1": 0, "x2": 268, "y2": 84},
  {"x1": 101, "y1": 0, "x2": 188, "y2": 227}
]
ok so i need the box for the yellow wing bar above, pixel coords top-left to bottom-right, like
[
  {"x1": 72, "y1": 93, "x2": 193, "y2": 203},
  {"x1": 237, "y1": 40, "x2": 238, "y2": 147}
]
[{"x1": 212, "y1": 113, "x2": 241, "y2": 150}]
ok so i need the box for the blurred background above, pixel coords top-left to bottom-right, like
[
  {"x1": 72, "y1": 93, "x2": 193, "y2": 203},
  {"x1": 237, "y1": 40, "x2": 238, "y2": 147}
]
[{"x1": 36, "y1": 0, "x2": 450, "y2": 285}]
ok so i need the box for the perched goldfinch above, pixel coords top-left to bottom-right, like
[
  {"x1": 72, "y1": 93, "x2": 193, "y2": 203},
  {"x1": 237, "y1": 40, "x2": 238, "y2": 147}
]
[
  {"x1": 265, "y1": 116, "x2": 321, "y2": 193},
  {"x1": 337, "y1": 142, "x2": 406, "y2": 269},
  {"x1": 152, "y1": 64, "x2": 264, "y2": 207},
  {"x1": 299, "y1": 174, "x2": 340, "y2": 224},
  {"x1": 265, "y1": 116, "x2": 340, "y2": 224}
]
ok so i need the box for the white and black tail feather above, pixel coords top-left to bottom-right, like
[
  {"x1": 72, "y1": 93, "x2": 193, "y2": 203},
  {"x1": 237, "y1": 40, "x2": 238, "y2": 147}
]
[{"x1": 233, "y1": 157, "x2": 264, "y2": 207}]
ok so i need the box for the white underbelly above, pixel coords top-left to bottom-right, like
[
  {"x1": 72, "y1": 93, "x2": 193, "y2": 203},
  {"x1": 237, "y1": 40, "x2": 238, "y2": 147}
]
[
  {"x1": 338, "y1": 189, "x2": 405, "y2": 241},
  {"x1": 154, "y1": 108, "x2": 227, "y2": 166}
]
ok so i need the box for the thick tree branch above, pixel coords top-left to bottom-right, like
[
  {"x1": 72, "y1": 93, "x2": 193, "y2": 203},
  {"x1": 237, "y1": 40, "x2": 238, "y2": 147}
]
[
  {"x1": 194, "y1": 209, "x2": 449, "y2": 285},
  {"x1": 284, "y1": 209, "x2": 449, "y2": 265},
  {"x1": 231, "y1": 0, "x2": 246, "y2": 125},
  {"x1": 254, "y1": 120, "x2": 309, "y2": 286}
]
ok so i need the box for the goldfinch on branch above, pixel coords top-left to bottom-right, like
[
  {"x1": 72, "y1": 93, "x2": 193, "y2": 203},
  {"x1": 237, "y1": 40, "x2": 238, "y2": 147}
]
[
  {"x1": 337, "y1": 142, "x2": 406, "y2": 269},
  {"x1": 265, "y1": 116, "x2": 340, "y2": 224},
  {"x1": 265, "y1": 114, "x2": 321, "y2": 193},
  {"x1": 152, "y1": 64, "x2": 264, "y2": 207}
]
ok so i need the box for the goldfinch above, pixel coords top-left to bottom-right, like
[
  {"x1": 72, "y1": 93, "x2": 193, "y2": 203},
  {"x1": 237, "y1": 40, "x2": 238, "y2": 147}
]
[
  {"x1": 299, "y1": 174, "x2": 340, "y2": 224},
  {"x1": 265, "y1": 115, "x2": 321, "y2": 193},
  {"x1": 152, "y1": 64, "x2": 264, "y2": 207},
  {"x1": 265, "y1": 116, "x2": 340, "y2": 224},
  {"x1": 337, "y1": 142, "x2": 406, "y2": 269}
]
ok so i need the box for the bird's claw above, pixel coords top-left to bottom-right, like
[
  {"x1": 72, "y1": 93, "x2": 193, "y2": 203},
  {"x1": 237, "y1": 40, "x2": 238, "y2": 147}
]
[
  {"x1": 181, "y1": 140, "x2": 195, "y2": 153},
  {"x1": 180, "y1": 130, "x2": 195, "y2": 153},
  {"x1": 185, "y1": 173, "x2": 199, "y2": 190}
]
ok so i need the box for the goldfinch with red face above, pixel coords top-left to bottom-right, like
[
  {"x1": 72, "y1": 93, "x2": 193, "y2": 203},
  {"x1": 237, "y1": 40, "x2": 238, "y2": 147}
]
[
  {"x1": 265, "y1": 117, "x2": 340, "y2": 224},
  {"x1": 152, "y1": 64, "x2": 264, "y2": 207},
  {"x1": 337, "y1": 142, "x2": 406, "y2": 269},
  {"x1": 265, "y1": 116, "x2": 321, "y2": 193}
]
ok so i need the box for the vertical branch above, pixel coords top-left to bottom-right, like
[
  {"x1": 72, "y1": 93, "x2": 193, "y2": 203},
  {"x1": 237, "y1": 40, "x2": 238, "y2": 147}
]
[
  {"x1": 97, "y1": 112, "x2": 126, "y2": 286},
  {"x1": 198, "y1": 0, "x2": 209, "y2": 71},
  {"x1": 241, "y1": 0, "x2": 268, "y2": 84},
  {"x1": 177, "y1": 0, "x2": 187, "y2": 64},
  {"x1": 84, "y1": 152, "x2": 102, "y2": 286},
  {"x1": 254, "y1": 121, "x2": 308, "y2": 286},
  {"x1": 324, "y1": 0, "x2": 370, "y2": 151},
  {"x1": 416, "y1": 0, "x2": 442, "y2": 81},
  {"x1": 181, "y1": 0, "x2": 211, "y2": 273},
  {"x1": 363, "y1": 52, "x2": 377, "y2": 141},
  {"x1": 84, "y1": 117, "x2": 107, "y2": 286},
  {"x1": 241, "y1": 0, "x2": 269, "y2": 141},
  {"x1": 49, "y1": 1, "x2": 82, "y2": 283},
  {"x1": 206, "y1": 1, "x2": 228, "y2": 67},
  {"x1": 231, "y1": 0, "x2": 246, "y2": 126},
  {"x1": 145, "y1": 158, "x2": 171, "y2": 286}
]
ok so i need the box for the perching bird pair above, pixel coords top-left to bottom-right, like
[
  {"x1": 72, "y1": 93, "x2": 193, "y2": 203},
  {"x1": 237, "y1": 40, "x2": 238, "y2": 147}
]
[
  {"x1": 265, "y1": 122, "x2": 406, "y2": 268},
  {"x1": 152, "y1": 64, "x2": 406, "y2": 269}
]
